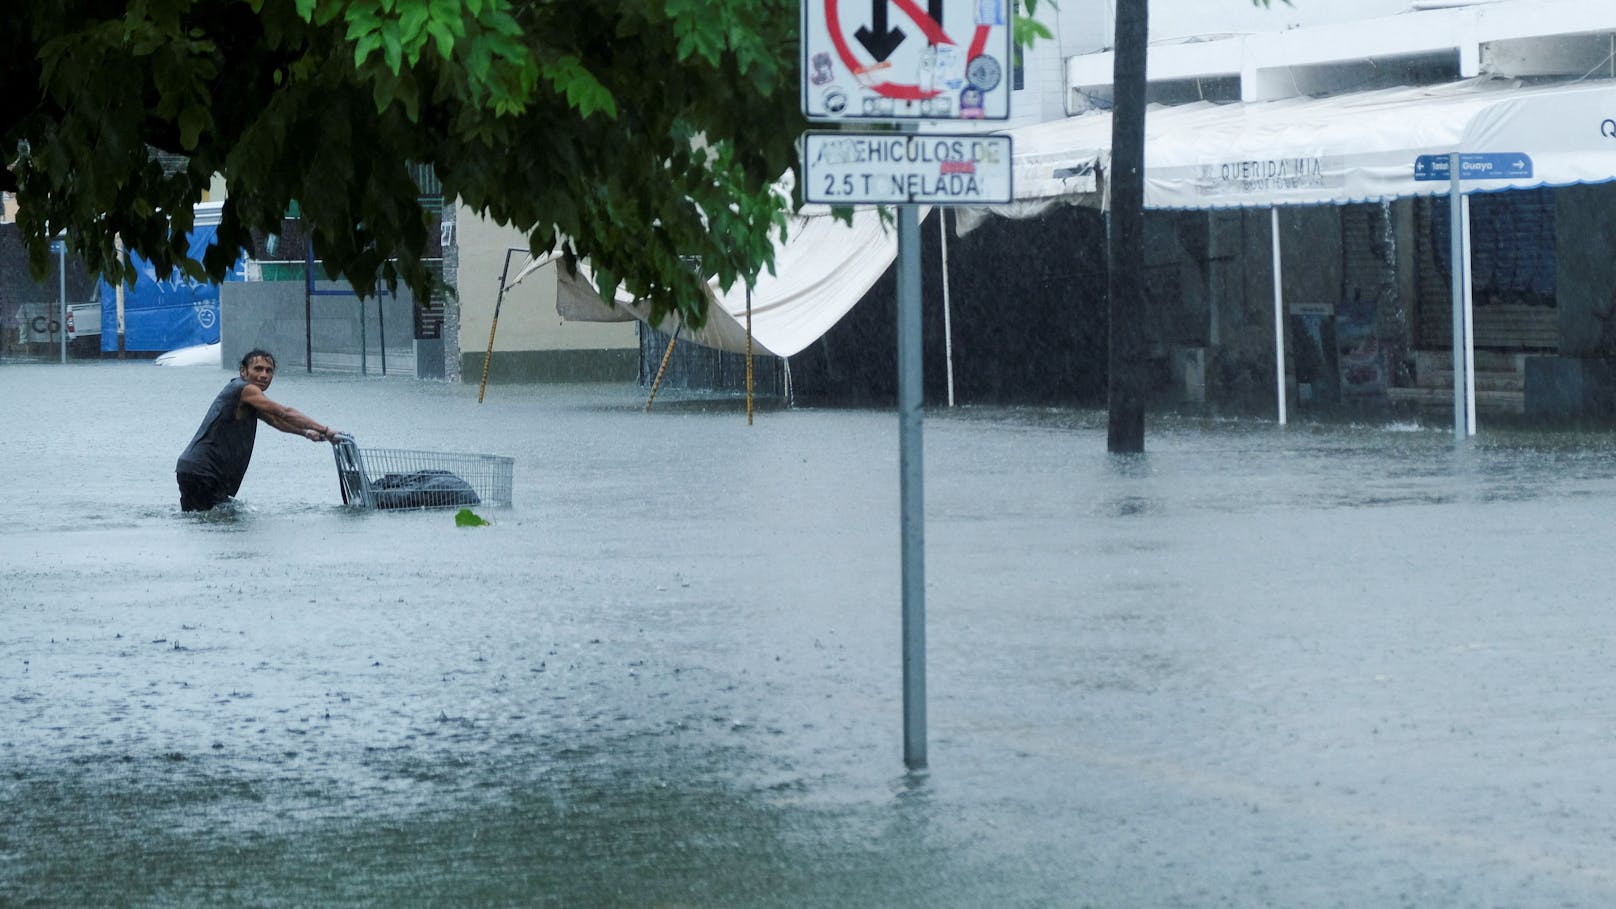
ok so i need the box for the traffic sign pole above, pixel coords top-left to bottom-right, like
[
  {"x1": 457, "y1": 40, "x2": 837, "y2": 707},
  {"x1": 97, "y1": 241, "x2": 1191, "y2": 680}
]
[
  {"x1": 896, "y1": 132, "x2": 927, "y2": 770},
  {"x1": 1449, "y1": 152, "x2": 1469, "y2": 440},
  {"x1": 804, "y1": 0, "x2": 1017, "y2": 767},
  {"x1": 1420, "y1": 150, "x2": 1521, "y2": 438}
]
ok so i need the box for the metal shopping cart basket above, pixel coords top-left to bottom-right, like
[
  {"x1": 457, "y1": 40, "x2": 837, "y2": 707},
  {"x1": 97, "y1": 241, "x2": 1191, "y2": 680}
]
[{"x1": 331, "y1": 434, "x2": 513, "y2": 510}]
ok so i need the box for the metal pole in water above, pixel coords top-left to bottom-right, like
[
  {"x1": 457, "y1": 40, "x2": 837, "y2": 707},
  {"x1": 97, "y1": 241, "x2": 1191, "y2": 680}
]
[
  {"x1": 57, "y1": 241, "x2": 66, "y2": 364},
  {"x1": 746, "y1": 285, "x2": 754, "y2": 426},
  {"x1": 897, "y1": 198, "x2": 927, "y2": 770},
  {"x1": 305, "y1": 245, "x2": 314, "y2": 372},
  {"x1": 1270, "y1": 207, "x2": 1286, "y2": 425},
  {"x1": 1449, "y1": 153, "x2": 1467, "y2": 440},
  {"x1": 378, "y1": 292, "x2": 387, "y2": 376},
  {"x1": 645, "y1": 324, "x2": 682, "y2": 412},
  {"x1": 1460, "y1": 194, "x2": 1477, "y2": 436},
  {"x1": 939, "y1": 209, "x2": 956, "y2": 408},
  {"x1": 359, "y1": 294, "x2": 368, "y2": 376},
  {"x1": 479, "y1": 248, "x2": 523, "y2": 403}
]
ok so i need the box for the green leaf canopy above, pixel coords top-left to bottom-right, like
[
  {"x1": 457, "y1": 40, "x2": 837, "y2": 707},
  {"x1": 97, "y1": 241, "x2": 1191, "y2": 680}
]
[{"x1": 1, "y1": 0, "x2": 803, "y2": 325}]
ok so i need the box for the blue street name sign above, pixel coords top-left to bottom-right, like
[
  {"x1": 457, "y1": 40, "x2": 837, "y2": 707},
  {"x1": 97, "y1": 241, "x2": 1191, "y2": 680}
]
[{"x1": 1414, "y1": 152, "x2": 1534, "y2": 181}]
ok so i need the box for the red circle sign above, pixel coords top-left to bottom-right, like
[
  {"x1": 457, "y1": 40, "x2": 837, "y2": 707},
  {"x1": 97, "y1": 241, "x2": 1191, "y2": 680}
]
[{"x1": 824, "y1": 0, "x2": 993, "y2": 102}]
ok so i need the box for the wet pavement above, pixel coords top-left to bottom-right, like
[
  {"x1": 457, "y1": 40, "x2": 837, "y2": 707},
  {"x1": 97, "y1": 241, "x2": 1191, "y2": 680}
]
[{"x1": 4, "y1": 360, "x2": 1616, "y2": 907}]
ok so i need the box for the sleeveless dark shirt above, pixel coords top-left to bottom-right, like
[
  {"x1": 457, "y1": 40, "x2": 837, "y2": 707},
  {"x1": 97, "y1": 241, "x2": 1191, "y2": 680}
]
[{"x1": 175, "y1": 377, "x2": 259, "y2": 497}]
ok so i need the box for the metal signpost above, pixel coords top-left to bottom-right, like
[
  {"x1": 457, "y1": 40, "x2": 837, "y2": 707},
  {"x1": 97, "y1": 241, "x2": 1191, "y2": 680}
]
[
  {"x1": 1414, "y1": 152, "x2": 1534, "y2": 438},
  {"x1": 803, "y1": 0, "x2": 1013, "y2": 769}
]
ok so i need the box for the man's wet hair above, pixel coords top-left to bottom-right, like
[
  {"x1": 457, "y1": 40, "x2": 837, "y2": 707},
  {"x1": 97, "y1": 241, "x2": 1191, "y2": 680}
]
[{"x1": 240, "y1": 349, "x2": 277, "y2": 370}]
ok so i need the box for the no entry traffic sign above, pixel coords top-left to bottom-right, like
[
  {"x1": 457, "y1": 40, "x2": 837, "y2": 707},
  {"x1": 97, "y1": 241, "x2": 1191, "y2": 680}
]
[{"x1": 802, "y1": 0, "x2": 1013, "y2": 122}]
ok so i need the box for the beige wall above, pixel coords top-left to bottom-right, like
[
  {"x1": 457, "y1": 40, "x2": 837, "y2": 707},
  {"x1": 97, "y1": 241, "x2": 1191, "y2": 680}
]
[{"x1": 453, "y1": 204, "x2": 636, "y2": 357}]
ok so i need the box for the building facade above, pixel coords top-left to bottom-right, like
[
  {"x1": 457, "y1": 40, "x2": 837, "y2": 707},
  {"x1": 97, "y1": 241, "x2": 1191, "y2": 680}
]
[
  {"x1": 447, "y1": 0, "x2": 1616, "y2": 425},
  {"x1": 1054, "y1": 0, "x2": 1616, "y2": 421},
  {"x1": 775, "y1": 0, "x2": 1616, "y2": 422}
]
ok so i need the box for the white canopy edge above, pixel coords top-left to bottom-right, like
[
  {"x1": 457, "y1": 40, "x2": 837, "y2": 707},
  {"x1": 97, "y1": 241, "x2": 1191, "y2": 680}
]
[
  {"x1": 520, "y1": 205, "x2": 915, "y2": 358},
  {"x1": 994, "y1": 76, "x2": 1616, "y2": 214},
  {"x1": 538, "y1": 77, "x2": 1616, "y2": 359}
]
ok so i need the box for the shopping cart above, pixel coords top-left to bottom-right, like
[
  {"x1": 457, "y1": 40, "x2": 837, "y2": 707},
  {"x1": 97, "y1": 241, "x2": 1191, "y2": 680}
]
[{"x1": 331, "y1": 434, "x2": 514, "y2": 510}]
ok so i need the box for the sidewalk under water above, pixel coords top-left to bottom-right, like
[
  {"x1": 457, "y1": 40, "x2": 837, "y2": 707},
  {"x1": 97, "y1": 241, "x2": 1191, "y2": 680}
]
[{"x1": 4, "y1": 361, "x2": 1616, "y2": 907}]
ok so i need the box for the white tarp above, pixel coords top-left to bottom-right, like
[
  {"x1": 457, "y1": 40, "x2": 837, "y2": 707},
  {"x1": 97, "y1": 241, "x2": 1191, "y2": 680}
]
[
  {"x1": 542, "y1": 78, "x2": 1616, "y2": 358},
  {"x1": 520, "y1": 205, "x2": 910, "y2": 357},
  {"x1": 981, "y1": 76, "x2": 1616, "y2": 433},
  {"x1": 1006, "y1": 77, "x2": 1616, "y2": 211}
]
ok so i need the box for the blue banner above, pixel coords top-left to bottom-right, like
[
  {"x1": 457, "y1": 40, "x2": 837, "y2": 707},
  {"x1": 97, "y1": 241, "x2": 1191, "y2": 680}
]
[{"x1": 99, "y1": 223, "x2": 245, "y2": 353}]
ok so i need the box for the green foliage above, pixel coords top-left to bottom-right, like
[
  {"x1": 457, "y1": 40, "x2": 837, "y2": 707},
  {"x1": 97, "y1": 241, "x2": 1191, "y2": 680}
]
[
  {"x1": 454, "y1": 507, "x2": 489, "y2": 526},
  {"x1": 2, "y1": 0, "x2": 804, "y2": 326},
  {"x1": 1014, "y1": 0, "x2": 1054, "y2": 49}
]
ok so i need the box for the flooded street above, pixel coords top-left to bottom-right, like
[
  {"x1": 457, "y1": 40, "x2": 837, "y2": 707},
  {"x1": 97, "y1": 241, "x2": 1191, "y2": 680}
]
[{"x1": 5, "y1": 360, "x2": 1616, "y2": 907}]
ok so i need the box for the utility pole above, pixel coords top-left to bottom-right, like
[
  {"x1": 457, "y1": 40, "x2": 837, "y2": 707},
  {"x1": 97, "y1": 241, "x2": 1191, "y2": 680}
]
[{"x1": 1107, "y1": 0, "x2": 1149, "y2": 453}]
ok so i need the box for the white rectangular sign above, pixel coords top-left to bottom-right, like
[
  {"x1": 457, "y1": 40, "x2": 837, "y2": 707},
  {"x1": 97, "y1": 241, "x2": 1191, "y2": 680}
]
[
  {"x1": 802, "y1": 0, "x2": 1013, "y2": 122},
  {"x1": 803, "y1": 132, "x2": 1013, "y2": 205}
]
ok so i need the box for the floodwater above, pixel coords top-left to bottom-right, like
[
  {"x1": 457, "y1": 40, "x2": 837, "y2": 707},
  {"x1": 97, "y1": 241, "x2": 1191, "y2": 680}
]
[{"x1": 5, "y1": 361, "x2": 1616, "y2": 907}]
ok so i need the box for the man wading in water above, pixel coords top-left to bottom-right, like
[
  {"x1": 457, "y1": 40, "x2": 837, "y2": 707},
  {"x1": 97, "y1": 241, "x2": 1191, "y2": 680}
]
[{"x1": 175, "y1": 349, "x2": 341, "y2": 512}]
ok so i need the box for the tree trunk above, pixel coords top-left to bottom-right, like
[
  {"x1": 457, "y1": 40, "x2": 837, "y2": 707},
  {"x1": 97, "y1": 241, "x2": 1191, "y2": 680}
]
[{"x1": 1107, "y1": 0, "x2": 1148, "y2": 453}]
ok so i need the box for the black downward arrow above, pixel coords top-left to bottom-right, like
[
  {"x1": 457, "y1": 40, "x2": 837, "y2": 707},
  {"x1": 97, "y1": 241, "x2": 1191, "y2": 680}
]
[{"x1": 856, "y1": 0, "x2": 906, "y2": 62}]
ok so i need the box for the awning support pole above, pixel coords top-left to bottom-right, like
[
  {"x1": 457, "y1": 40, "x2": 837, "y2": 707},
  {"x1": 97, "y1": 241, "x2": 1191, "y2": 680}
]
[
  {"x1": 305, "y1": 244, "x2": 314, "y2": 373},
  {"x1": 940, "y1": 209, "x2": 957, "y2": 407},
  {"x1": 1461, "y1": 194, "x2": 1478, "y2": 436},
  {"x1": 645, "y1": 324, "x2": 682, "y2": 412},
  {"x1": 359, "y1": 292, "x2": 368, "y2": 375},
  {"x1": 57, "y1": 241, "x2": 66, "y2": 365},
  {"x1": 1449, "y1": 153, "x2": 1469, "y2": 439},
  {"x1": 898, "y1": 197, "x2": 927, "y2": 771},
  {"x1": 377, "y1": 292, "x2": 387, "y2": 376},
  {"x1": 1271, "y1": 207, "x2": 1287, "y2": 425},
  {"x1": 746, "y1": 286, "x2": 755, "y2": 426},
  {"x1": 478, "y1": 247, "x2": 525, "y2": 404}
]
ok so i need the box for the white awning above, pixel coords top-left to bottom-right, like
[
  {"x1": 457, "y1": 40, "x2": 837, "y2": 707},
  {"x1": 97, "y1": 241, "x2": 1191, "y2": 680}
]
[
  {"x1": 544, "y1": 78, "x2": 1616, "y2": 358},
  {"x1": 999, "y1": 76, "x2": 1616, "y2": 434},
  {"x1": 1007, "y1": 77, "x2": 1616, "y2": 211},
  {"x1": 524, "y1": 205, "x2": 910, "y2": 358}
]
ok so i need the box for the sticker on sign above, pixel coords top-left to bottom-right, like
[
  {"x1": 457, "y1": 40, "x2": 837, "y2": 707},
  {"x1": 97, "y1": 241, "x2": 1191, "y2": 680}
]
[{"x1": 803, "y1": 132, "x2": 1013, "y2": 205}]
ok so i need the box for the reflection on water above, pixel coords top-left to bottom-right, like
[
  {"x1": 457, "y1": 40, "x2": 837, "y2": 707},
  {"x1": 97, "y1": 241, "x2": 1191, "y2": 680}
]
[{"x1": 6, "y1": 363, "x2": 1616, "y2": 906}]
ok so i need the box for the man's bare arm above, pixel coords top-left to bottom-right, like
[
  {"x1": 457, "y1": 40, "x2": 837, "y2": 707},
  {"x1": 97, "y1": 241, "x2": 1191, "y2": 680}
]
[{"x1": 241, "y1": 384, "x2": 339, "y2": 440}]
